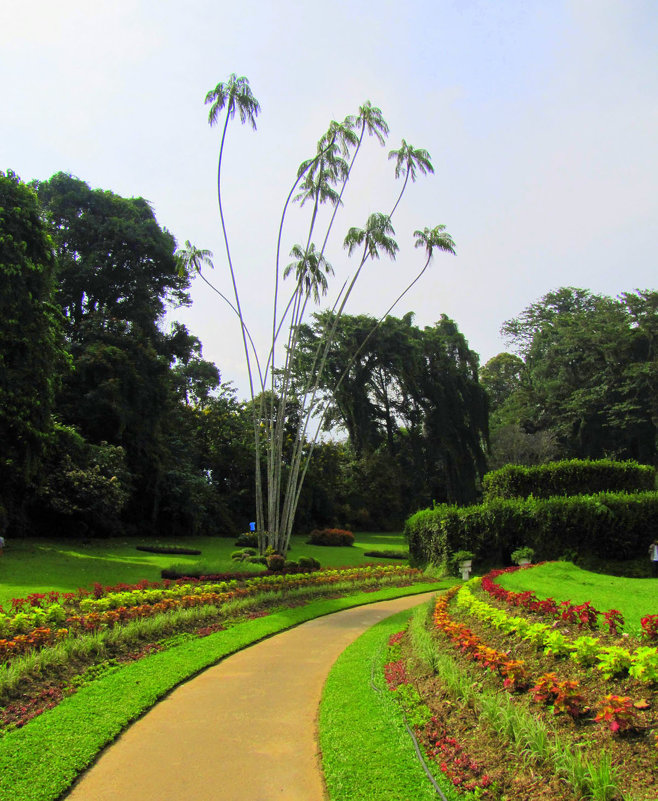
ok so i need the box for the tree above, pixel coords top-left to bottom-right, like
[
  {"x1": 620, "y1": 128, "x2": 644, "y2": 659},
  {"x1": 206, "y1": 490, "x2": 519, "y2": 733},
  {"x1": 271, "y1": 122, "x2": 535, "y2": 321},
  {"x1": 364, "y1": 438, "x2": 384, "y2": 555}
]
[
  {"x1": 292, "y1": 312, "x2": 488, "y2": 512},
  {"x1": 0, "y1": 171, "x2": 69, "y2": 534},
  {"x1": 35, "y1": 173, "x2": 219, "y2": 535},
  {"x1": 500, "y1": 287, "x2": 658, "y2": 465},
  {"x1": 201, "y1": 74, "x2": 456, "y2": 554}
]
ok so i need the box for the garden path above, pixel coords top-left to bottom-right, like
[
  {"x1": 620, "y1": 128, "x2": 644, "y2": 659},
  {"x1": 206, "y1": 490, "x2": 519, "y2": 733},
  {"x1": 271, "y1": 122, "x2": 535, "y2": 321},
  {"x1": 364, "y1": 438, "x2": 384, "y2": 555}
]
[{"x1": 64, "y1": 591, "x2": 438, "y2": 801}]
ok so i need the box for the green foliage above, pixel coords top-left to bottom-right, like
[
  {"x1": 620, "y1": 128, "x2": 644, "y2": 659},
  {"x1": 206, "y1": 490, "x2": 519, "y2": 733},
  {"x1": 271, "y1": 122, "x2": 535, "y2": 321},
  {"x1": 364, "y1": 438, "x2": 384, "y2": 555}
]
[
  {"x1": 510, "y1": 546, "x2": 534, "y2": 562},
  {"x1": 405, "y1": 490, "x2": 658, "y2": 565},
  {"x1": 293, "y1": 311, "x2": 488, "y2": 513},
  {"x1": 595, "y1": 646, "x2": 632, "y2": 680},
  {"x1": 570, "y1": 636, "x2": 600, "y2": 666},
  {"x1": 628, "y1": 647, "x2": 658, "y2": 683},
  {"x1": 307, "y1": 528, "x2": 355, "y2": 546},
  {"x1": 483, "y1": 459, "x2": 654, "y2": 502},
  {"x1": 0, "y1": 170, "x2": 69, "y2": 533},
  {"x1": 499, "y1": 287, "x2": 658, "y2": 465}
]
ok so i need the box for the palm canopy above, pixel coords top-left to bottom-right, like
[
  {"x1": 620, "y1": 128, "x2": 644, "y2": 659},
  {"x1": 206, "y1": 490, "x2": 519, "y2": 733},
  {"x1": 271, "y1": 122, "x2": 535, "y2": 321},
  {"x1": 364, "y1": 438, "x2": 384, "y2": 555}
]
[
  {"x1": 284, "y1": 244, "x2": 334, "y2": 303},
  {"x1": 205, "y1": 73, "x2": 261, "y2": 130},
  {"x1": 175, "y1": 240, "x2": 214, "y2": 277},
  {"x1": 344, "y1": 213, "x2": 398, "y2": 260},
  {"x1": 388, "y1": 139, "x2": 434, "y2": 181},
  {"x1": 413, "y1": 225, "x2": 456, "y2": 260},
  {"x1": 294, "y1": 122, "x2": 353, "y2": 207},
  {"x1": 345, "y1": 100, "x2": 390, "y2": 145}
]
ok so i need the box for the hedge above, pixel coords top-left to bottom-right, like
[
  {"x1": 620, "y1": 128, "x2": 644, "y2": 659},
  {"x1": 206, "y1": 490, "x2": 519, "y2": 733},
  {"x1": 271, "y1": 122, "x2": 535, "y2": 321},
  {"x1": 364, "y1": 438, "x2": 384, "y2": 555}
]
[
  {"x1": 482, "y1": 459, "x2": 655, "y2": 502},
  {"x1": 404, "y1": 491, "x2": 658, "y2": 566}
]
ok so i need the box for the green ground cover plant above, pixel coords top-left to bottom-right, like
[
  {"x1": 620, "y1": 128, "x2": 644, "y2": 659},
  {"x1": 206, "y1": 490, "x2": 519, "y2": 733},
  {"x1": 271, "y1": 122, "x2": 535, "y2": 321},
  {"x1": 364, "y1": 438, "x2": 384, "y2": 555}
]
[
  {"x1": 319, "y1": 605, "x2": 463, "y2": 801},
  {"x1": 0, "y1": 531, "x2": 407, "y2": 609},
  {"x1": 498, "y1": 561, "x2": 658, "y2": 633},
  {"x1": 0, "y1": 582, "x2": 447, "y2": 801}
]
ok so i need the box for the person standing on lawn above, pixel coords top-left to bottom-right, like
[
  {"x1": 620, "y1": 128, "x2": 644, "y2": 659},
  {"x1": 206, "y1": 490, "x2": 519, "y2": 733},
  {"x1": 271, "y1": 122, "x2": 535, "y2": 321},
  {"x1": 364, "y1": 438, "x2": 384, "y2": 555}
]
[{"x1": 649, "y1": 539, "x2": 658, "y2": 577}]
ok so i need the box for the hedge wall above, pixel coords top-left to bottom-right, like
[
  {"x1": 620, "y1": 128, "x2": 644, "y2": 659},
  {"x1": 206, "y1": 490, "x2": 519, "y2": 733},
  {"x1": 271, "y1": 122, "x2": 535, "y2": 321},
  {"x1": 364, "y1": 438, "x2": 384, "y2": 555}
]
[
  {"x1": 482, "y1": 459, "x2": 655, "y2": 502},
  {"x1": 404, "y1": 491, "x2": 658, "y2": 566}
]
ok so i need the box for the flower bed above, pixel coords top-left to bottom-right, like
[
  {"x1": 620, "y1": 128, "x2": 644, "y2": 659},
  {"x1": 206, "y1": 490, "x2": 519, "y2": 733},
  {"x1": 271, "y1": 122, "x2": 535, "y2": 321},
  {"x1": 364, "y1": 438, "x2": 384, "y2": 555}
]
[{"x1": 415, "y1": 572, "x2": 658, "y2": 800}]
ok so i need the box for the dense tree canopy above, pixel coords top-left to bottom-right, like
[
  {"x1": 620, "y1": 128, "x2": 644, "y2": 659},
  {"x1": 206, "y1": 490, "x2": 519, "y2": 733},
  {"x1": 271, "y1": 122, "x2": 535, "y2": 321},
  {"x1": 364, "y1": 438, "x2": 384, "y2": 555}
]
[
  {"x1": 494, "y1": 287, "x2": 658, "y2": 466},
  {"x1": 0, "y1": 171, "x2": 69, "y2": 532},
  {"x1": 293, "y1": 311, "x2": 488, "y2": 517}
]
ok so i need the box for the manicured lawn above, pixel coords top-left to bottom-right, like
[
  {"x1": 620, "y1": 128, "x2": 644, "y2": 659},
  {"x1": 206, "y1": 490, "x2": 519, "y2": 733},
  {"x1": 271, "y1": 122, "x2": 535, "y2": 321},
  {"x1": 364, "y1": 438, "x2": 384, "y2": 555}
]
[
  {"x1": 0, "y1": 532, "x2": 407, "y2": 609},
  {"x1": 498, "y1": 560, "x2": 658, "y2": 633}
]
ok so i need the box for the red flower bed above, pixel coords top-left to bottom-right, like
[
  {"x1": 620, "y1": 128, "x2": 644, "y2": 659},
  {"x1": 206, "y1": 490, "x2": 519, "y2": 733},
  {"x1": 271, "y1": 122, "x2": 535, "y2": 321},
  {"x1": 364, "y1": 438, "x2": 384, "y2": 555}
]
[{"x1": 481, "y1": 565, "x2": 626, "y2": 632}]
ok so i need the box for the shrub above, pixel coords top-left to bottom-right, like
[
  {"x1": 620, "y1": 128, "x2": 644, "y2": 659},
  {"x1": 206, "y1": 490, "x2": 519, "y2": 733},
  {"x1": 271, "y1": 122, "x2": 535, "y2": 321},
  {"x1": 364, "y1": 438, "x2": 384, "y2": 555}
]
[
  {"x1": 266, "y1": 553, "x2": 285, "y2": 572},
  {"x1": 135, "y1": 545, "x2": 202, "y2": 555},
  {"x1": 405, "y1": 491, "x2": 658, "y2": 565},
  {"x1": 306, "y1": 528, "x2": 355, "y2": 547},
  {"x1": 511, "y1": 546, "x2": 534, "y2": 563},
  {"x1": 298, "y1": 556, "x2": 321, "y2": 571},
  {"x1": 231, "y1": 548, "x2": 257, "y2": 562},
  {"x1": 234, "y1": 532, "x2": 258, "y2": 548},
  {"x1": 483, "y1": 459, "x2": 654, "y2": 502},
  {"x1": 283, "y1": 560, "x2": 299, "y2": 571},
  {"x1": 246, "y1": 556, "x2": 267, "y2": 565},
  {"x1": 363, "y1": 550, "x2": 409, "y2": 560}
]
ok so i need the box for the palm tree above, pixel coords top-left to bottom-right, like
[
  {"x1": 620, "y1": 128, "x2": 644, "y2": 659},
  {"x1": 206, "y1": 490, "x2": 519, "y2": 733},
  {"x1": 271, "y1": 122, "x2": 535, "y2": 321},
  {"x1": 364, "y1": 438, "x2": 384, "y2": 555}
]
[
  {"x1": 387, "y1": 139, "x2": 434, "y2": 216},
  {"x1": 284, "y1": 244, "x2": 334, "y2": 304},
  {"x1": 205, "y1": 75, "x2": 265, "y2": 531},
  {"x1": 176, "y1": 240, "x2": 263, "y2": 385}
]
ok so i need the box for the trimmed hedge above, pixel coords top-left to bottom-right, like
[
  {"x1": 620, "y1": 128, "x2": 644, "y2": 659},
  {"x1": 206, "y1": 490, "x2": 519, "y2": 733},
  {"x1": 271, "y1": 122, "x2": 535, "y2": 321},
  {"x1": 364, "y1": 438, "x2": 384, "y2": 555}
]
[
  {"x1": 405, "y1": 491, "x2": 658, "y2": 565},
  {"x1": 482, "y1": 459, "x2": 655, "y2": 502}
]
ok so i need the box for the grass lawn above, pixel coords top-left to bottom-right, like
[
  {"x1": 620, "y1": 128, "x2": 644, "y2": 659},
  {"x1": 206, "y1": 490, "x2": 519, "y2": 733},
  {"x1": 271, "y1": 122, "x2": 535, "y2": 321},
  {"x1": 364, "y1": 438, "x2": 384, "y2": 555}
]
[
  {"x1": 320, "y1": 605, "x2": 461, "y2": 801},
  {"x1": 0, "y1": 531, "x2": 408, "y2": 609},
  {"x1": 498, "y1": 560, "x2": 658, "y2": 633}
]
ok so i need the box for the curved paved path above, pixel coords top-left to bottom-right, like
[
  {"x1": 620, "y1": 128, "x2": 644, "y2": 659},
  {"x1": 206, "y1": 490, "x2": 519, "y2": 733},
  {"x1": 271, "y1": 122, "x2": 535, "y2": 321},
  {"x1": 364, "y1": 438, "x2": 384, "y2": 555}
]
[{"x1": 64, "y1": 592, "x2": 437, "y2": 801}]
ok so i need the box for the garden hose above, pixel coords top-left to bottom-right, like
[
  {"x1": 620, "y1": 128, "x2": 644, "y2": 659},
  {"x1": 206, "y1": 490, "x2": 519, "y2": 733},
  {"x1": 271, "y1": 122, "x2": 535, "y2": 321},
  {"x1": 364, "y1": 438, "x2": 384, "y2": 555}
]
[{"x1": 369, "y1": 646, "x2": 450, "y2": 801}]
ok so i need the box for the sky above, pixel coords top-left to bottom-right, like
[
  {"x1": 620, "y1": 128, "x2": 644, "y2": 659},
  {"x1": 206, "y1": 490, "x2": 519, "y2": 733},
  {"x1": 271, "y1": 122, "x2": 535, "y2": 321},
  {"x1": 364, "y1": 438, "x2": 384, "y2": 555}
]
[{"x1": 2, "y1": 0, "x2": 657, "y2": 398}]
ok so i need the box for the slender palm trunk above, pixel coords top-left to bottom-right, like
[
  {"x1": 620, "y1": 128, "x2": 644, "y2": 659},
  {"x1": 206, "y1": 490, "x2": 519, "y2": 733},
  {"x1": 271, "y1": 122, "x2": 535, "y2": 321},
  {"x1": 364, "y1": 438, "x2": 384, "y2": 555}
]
[{"x1": 216, "y1": 113, "x2": 264, "y2": 530}]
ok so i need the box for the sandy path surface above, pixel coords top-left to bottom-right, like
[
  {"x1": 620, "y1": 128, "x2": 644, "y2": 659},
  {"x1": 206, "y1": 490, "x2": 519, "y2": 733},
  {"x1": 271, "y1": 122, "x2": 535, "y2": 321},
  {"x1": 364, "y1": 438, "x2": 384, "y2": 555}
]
[{"x1": 64, "y1": 591, "x2": 437, "y2": 801}]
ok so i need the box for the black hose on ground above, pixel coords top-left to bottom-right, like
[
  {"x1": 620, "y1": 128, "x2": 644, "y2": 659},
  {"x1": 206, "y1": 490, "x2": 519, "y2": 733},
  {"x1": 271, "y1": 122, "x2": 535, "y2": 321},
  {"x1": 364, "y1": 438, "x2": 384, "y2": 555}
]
[{"x1": 369, "y1": 647, "x2": 450, "y2": 801}]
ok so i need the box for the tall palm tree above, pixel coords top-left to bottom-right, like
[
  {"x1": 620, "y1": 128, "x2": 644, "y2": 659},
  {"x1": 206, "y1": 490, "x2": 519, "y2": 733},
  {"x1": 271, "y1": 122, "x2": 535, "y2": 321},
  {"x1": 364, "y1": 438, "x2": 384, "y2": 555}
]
[
  {"x1": 205, "y1": 74, "x2": 265, "y2": 530},
  {"x1": 176, "y1": 240, "x2": 263, "y2": 384},
  {"x1": 284, "y1": 243, "x2": 334, "y2": 304},
  {"x1": 387, "y1": 139, "x2": 434, "y2": 216}
]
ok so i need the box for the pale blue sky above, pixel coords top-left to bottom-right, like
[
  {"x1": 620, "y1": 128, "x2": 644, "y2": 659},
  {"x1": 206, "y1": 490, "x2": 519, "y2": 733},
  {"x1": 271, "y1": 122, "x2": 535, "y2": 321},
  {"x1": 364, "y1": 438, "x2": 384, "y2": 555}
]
[{"x1": 2, "y1": 0, "x2": 656, "y2": 396}]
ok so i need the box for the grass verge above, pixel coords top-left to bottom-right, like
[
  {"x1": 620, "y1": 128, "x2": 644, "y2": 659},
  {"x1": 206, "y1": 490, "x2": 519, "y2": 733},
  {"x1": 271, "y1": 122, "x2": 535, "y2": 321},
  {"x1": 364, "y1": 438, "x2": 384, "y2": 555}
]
[
  {"x1": 0, "y1": 582, "x2": 445, "y2": 801},
  {"x1": 320, "y1": 604, "x2": 462, "y2": 801},
  {"x1": 498, "y1": 561, "x2": 658, "y2": 632}
]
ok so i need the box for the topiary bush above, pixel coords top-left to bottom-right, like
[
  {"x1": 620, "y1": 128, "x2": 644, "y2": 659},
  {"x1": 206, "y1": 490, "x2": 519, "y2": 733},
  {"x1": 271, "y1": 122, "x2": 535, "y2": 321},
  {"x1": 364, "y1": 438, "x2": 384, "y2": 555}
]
[
  {"x1": 306, "y1": 528, "x2": 355, "y2": 546},
  {"x1": 266, "y1": 553, "x2": 286, "y2": 572},
  {"x1": 483, "y1": 459, "x2": 655, "y2": 502},
  {"x1": 298, "y1": 555, "x2": 321, "y2": 570},
  {"x1": 231, "y1": 548, "x2": 257, "y2": 562}
]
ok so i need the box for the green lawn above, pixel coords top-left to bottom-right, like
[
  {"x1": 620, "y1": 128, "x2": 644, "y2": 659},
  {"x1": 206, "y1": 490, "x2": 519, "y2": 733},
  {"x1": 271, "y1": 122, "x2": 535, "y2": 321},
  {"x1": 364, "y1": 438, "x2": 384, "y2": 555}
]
[
  {"x1": 0, "y1": 531, "x2": 407, "y2": 609},
  {"x1": 320, "y1": 606, "x2": 460, "y2": 801},
  {"x1": 498, "y1": 560, "x2": 658, "y2": 633}
]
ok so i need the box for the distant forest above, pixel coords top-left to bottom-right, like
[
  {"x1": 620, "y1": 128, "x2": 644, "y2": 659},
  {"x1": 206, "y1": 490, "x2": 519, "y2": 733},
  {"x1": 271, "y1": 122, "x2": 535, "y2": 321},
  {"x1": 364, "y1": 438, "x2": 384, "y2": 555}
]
[{"x1": 1, "y1": 170, "x2": 656, "y2": 538}]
